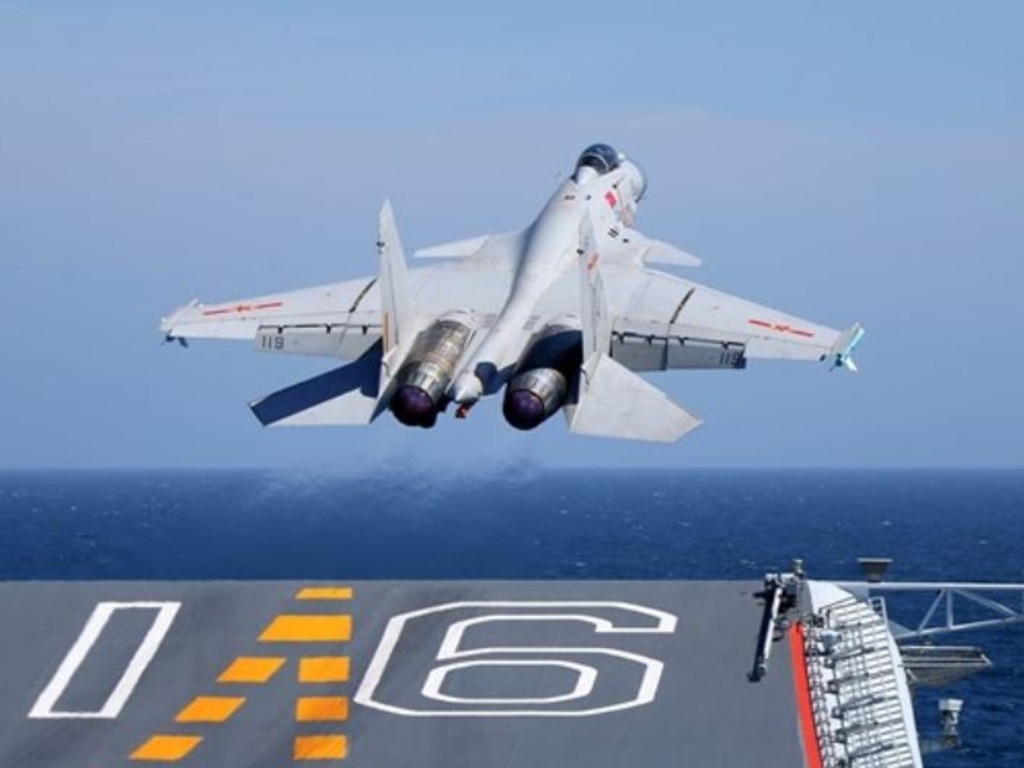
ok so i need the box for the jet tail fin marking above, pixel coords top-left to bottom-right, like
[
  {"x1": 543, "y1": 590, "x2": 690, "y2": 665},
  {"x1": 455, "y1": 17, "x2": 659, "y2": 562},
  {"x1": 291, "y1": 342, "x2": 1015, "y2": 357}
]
[{"x1": 249, "y1": 343, "x2": 382, "y2": 427}]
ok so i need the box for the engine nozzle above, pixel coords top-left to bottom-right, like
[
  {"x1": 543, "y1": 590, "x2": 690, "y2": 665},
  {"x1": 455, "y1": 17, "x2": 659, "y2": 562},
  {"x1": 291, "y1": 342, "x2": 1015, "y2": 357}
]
[
  {"x1": 388, "y1": 317, "x2": 475, "y2": 428},
  {"x1": 390, "y1": 377, "x2": 443, "y2": 428},
  {"x1": 503, "y1": 369, "x2": 567, "y2": 430},
  {"x1": 502, "y1": 325, "x2": 581, "y2": 431}
]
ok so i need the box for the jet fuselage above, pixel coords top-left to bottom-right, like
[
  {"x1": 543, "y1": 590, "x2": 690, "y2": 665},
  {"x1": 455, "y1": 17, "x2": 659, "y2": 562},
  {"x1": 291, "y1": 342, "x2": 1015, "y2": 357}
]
[{"x1": 449, "y1": 146, "x2": 645, "y2": 406}]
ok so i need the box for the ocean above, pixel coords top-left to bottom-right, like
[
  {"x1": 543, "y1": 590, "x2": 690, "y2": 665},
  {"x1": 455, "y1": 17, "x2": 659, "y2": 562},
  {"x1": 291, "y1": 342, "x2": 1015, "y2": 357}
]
[{"x1": 1, "y1": 468, "x2": 1021, "y2": 765}]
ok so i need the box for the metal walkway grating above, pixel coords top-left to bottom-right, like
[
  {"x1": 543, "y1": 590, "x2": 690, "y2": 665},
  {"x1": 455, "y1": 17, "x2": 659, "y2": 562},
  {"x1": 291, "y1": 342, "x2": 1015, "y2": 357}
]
[{"x1": 804, "y1": 597, "x2": 920, "y2": 768}]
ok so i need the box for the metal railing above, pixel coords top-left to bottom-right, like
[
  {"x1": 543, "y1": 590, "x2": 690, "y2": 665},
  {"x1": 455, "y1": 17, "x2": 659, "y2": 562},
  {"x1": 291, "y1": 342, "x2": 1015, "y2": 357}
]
[{"x1": 833, "y1": 582, "x2": 1024, "y2": 640}]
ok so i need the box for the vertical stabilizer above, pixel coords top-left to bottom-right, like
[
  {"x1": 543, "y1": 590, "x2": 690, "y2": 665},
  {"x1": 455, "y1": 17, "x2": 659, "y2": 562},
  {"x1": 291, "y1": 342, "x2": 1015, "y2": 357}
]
[
  {"x1": 377, "y1": 200, "x2": 416, "y2": 382},
  {"x1": 378, "y1": 200, "x2": 414, "y2": 355},
  {"x1": 578, "y1": 211, "x2": 611, "y2": 358},
  {"x1": 566, "y1": 211, "x2": 702, "y2": 443}
]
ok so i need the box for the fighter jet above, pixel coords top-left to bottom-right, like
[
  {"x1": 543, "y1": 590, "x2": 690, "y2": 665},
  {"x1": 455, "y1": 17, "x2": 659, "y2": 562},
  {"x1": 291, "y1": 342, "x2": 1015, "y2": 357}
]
[{"x1": 160, "y1": 143, "x2": 864, "y2": 443}]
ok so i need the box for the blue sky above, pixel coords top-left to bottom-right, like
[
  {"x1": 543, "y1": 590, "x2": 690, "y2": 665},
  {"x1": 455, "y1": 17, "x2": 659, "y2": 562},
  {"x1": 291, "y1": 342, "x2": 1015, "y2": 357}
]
[{"x1": 1, "y1": 2, "x2": 1021, "y2": 468}]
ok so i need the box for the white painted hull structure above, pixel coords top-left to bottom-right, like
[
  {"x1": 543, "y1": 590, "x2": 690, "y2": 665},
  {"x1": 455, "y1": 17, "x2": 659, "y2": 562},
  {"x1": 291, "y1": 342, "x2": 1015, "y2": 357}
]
[{"x1": 160, "y1": 144, "x2": 864, "y2": 442}]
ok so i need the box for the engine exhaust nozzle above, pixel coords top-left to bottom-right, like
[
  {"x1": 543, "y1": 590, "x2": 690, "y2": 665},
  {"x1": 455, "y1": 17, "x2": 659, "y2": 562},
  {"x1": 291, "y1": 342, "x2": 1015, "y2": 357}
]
[{"x1": 389, "y1": 317, "x2": 475, "y2": 428}]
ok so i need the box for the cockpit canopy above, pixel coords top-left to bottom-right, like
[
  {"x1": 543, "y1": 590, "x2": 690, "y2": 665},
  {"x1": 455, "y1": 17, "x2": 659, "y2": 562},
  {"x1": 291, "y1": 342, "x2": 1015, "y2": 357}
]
[{"x1": 575, "y1": 143, "x2": 623, "y2": 176}]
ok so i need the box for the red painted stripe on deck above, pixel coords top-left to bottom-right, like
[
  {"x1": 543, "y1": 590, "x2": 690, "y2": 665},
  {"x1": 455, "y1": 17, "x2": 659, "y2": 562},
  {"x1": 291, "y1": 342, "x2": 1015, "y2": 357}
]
[{"x1": 790, "y1": 623, "x2": 824, "y2": 768}]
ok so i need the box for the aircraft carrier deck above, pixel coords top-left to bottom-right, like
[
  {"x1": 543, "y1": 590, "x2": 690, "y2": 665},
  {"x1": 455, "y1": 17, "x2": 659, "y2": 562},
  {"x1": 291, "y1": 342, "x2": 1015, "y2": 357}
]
[{"x1": 0, "y1": 579, "x2": 921, "y2": 767}]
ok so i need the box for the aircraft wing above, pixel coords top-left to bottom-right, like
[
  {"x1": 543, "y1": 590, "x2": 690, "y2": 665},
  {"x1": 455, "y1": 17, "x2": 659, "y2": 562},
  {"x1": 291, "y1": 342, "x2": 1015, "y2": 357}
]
[
  {"x1": 609, "y1": 270, "x2": 862, "y2": 372},
  {"x1": 159, "y1": 277, "x2": 383, "y2": 360}
]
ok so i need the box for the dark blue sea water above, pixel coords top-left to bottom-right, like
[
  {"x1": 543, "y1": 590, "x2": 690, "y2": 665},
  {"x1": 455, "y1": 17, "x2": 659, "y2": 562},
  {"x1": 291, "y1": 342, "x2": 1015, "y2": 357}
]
[{"x1": 0, "y1": 469, "x2": 1021, "y2": 765}]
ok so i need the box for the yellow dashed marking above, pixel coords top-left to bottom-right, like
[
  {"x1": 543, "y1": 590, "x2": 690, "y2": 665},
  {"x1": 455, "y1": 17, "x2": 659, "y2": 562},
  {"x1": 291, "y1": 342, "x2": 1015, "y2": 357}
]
[
  {"x1": 217, "y1": 656, "x2": 286, "y2": 683},
  {"x1": 294, "y1": 734, "x2": 348, "y2": 760},
  {"x1": 131, "y1": 735, "x2": 202, "y2": 762},
  {"x1": 296, "y1": 696, "x2": 349, "y2": 722},
  {"x1": 175, "y1": 695, "x2": 245, "y2": 723},
  {"x1": 260, "y1": 615, "x2": 351, "y2": 642},
  {"x1": 297, "y1": 587, "x2": 354, "y2": 600},
  {"x1": 299, "y1": 656, "x2": 351, "y2": 683}
]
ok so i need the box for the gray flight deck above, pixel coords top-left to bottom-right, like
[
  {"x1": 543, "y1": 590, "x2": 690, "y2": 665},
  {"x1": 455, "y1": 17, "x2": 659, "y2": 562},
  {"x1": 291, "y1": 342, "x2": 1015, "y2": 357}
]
[{"x1": 0, "y1": 581, "x2": 809, "y2": 767}]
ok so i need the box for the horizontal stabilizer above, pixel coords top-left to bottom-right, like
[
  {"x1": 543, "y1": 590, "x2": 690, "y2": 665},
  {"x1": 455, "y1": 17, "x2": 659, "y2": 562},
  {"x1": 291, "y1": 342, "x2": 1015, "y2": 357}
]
[
  {"x1": 249, "y1": 344, "x2": 382, "y2": 427},
  {"x1": 568, "y1": 353, "x2": 702, "y2": 443}
]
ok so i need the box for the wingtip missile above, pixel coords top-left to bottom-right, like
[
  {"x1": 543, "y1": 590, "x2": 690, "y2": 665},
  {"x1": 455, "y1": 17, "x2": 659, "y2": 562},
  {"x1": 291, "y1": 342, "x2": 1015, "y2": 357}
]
[{"x1": 831, "y1": 324, "x2": 865, "y2": 372}]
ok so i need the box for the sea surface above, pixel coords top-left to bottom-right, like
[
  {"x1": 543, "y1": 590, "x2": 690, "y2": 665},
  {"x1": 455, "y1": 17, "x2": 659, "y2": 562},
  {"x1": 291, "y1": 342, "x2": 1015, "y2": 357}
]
[{"x1": 0, "y1": 468, "x2": 1021, "y2": 766}]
